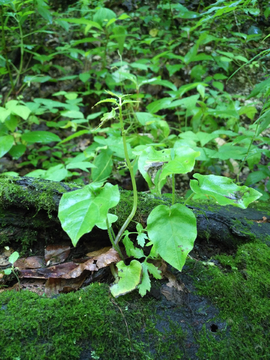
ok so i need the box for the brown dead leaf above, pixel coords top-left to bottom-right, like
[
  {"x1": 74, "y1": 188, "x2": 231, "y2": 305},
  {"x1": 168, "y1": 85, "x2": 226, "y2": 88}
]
[
  {"x1": 45, "y1": 273, "x2": 87, "y2": 296},
  {"x1": 20, "y1": 262, "x2": 78, "y2": 279},
  {"x1": 45, "y1": 244, "x2": 70, "y2": 265},
  {"x1": 86, "y1": 246, "x2": 111, "y2": 258},
  {"x1": 67, "y1": 247, "x2": 121, "y2": 279},
  {"x1": 14, "y1": 256, "x2": 45, "y2": 269},
  {"x1": 256, "y1": 216, "x2": 269, "y2": 223}
]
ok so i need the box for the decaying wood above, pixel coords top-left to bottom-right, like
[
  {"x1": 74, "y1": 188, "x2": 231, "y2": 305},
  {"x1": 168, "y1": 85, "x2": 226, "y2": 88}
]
[{"x1": 0, "y1": 175, "x2": 269, "y2": 250}]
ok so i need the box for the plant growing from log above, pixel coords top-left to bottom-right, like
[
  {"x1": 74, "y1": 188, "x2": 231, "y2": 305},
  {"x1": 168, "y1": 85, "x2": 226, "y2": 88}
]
[{"x1": 58, "y1": 90, "x2": 262, "y2": 297}]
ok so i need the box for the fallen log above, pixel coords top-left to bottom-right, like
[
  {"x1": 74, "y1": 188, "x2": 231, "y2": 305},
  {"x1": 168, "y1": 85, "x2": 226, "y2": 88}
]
[{"x1": 0, "y1": 175, "x2": 269, "y2": 251}]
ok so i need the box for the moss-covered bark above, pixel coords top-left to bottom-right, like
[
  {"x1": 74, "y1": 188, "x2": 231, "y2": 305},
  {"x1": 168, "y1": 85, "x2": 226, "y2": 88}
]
[{"x1": 0, "y1": 175, "x2": 269, "y2": 250}]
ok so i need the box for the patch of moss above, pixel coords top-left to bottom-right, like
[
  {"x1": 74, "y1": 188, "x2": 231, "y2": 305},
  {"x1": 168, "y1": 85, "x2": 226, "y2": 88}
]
[
  {"x1": 193, "y1": 241, "x2": 270, "y2": 359},
  {"x1": 0, "y1": 283, "x2": 187, "y2": 360}
]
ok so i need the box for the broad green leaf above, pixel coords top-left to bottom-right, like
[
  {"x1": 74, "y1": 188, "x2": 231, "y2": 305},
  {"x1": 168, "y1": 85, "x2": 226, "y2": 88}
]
[
  {"x1": 110, "y1": 260, "x2": 142, "y2": 297},
  {"x1": 43, "y1": 164, "x2": 68, "y2": 181},
  {"x1": 4, "y1": 114, "x2": 18, "y2": 131},
  {"x1": 190, "y1": 173, "x2": 262, "y2": 208},
  {"x1": 173, "y1": 4, "x2": 200, "y2": 19},
  {"x1": 79, "y1": 72, "x2": 91, "y2": 83},
  {"x1": 24, "y1": 75, "x2": 52, "y2": 83},
  {"x1": 147, "y1": 98, "x2": 173, "y2": 113},
  {"x1": 247, "y1": 77, "x2": 270, "y2": 99},
  {"x1": 149, "y1": 79, "x2": 177, "y2": 91},
  {"x1": 93, "y1": 7, "x2": 116, "y2": 27},
  {"x1": 211, "y1": 144, "x2": 247, "y2": 160},
  {"x1": 21, "y1": 131, "x2": 61, "y2": 143},
  {"x1": 245, "y1": 171, "x2": 268, "y2": 186},
  {"x1": 11, "y1": 105, "x2": 31, "y2": 120},
  {"x1": 138, "y1": 146, "x2": 171, "y2": 188},
  {"x1": 25, "y1": 169, "x2": 46, "y2": 178},
  {"x1": 0, "y1": 135, "x2": 14, "y2": 157},
  {"x1": 0, "y1": 107, "x2": 11, "y2": 122},
  {"x1": 59, "y1": 183, "x2": 120, "y2": 246},
  {"x1": 66, "y1": 161, "x2": 96, "y2": 172},
  {"x1": 61, "y1": 18, "x2": 102, "y2": 30},
  {"x1": 91, "y1": 148, "x2": 113, "y2": 182},
  {"x1": 60, "y1": 110, "x2": 84, "y2": 119},
  {"x1": 9, "y1": 251, "x2": 19, "y2": 264},
  {"x1": 95, "y1": 213, "x2": 118, "y2": 230},
  {"x1": 94, "y1": 135, "x2": 132, "y2": 159},
  {"x1": 157, "y1": 147, "x2": 200, "y2": 193},
  {"x1": 5, "y1": 101, "x2": 31, "y2": 120},
  {"x1": 37, "y1": 0, "x2": 52, "y2": 24},
  {"x1": 147, "y1": 204, "x2": 197, "y2": 271},
  {"x1": 112, "y1": 25, "x2": 127, "y2": 54},
  {"x1": 9, "y1": 144, "x2": 26, "y2": 159}
]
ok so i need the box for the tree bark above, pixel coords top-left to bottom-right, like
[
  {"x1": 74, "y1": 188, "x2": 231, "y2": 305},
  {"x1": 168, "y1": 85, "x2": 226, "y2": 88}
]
[{"x1": 0, "y1": 175, "x2": 269, "y2": 250}]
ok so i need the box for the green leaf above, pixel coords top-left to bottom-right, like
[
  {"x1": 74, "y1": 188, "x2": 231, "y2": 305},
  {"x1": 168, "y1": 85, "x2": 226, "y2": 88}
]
[
  {"x1": 145, "y1": 261, "x2": 162, "y2": 279},
  {"x1": 93, "y1": 8, "x2": 116, "y2": 27},
  {"x1": 79, "y1": 72, "x2": 91, "y2": 83},
  {"x1": 0, "y1": 107, "x2": 11, "y2": 122},
  {"x1": 137, "y1": 233, "x2": 147, "y2": 247},
  {"x1": 9, "y1": 144, "x2": 26, "y2": 159},
  {"x1": 138, "y1": 146, "x2": 171, "y2": 188},
  {"x1": 138, "y1": 262, "x2": 151, "y2": 296},
  {"x1": 5, "y1": 101, "x2": 31, "y2": 120},
  {"x1": 247, "y1": 77, "x2": 270, "y2": 99},
  {"x1": 245, "y1": 171, "x2": 268, "y2": 186},
  {"x1": 110, "y1": 260, "x2": 142, "y2": 297},
  {"x1": 147, "y1": 98, "x2": 173, "y2": 113},
  {"x1": 58, "y1": 183, "x2": 120, "y2": 246},
  {"x1": 66, "y1": 162, "x2": 96, "y2": 172},
  {"x1": 59, "y1": 130, "x2": 90, "y2": 144},
  {"x1": 91, "y1": 148, "x2": 113, "y2": 182},
  {"x1": 0, "y1": 135, "x2": 14, "y2": 157},
  {"x1": 4, "y1": 114, "x2": 18, "y2": 131},
  {"x1": 112, "y1": 25, "x2": 127, "y2": 54},
  {"x1": 60, "y1": 110, "x2": 84, "y2": 119},
  {"x1": 173, "y1": 4, "x2": 200, "y2": 19},
  {"x1": 44, "y1": 164, "x2": 68, "y2": 181},
  {"x1": 37, "y1": 0, "x2": 52, "y2": 24},
  {"x1": 123, "y1": 232, "x2": 135, "y2": 257},
  {"x1": 147, "y1": 204, "x2": 197, "y2": 271},
  {"x1": 190, "y1": 174, "x2": 262, "y2": 209},
  {"x1": 149, "y1": 79, "x2": 177, "y2": 91},
  {"x1": 157, "y1": 146, "x2": 200, "y2": 193},
  {"x1": 211, "y1": 144, "x2": 246, "y2": 160},
  {"x1": 61, "y1": 18, "x2": 102, "y2": 30},
  {"x1": 24, "y1": 75, "x2": 52, "y2": 83},
  {"x1": 21, "y1": 131, "x2": 61, "y2": 143},
  {"x1": 9, "y1": 251, "x2": 19, "y2": 264}
]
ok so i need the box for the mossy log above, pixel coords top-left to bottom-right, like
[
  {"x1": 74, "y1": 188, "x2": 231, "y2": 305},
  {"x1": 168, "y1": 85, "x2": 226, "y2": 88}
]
[{"x1": 0, "y1": 175, "x2": 269, "y2": 250}]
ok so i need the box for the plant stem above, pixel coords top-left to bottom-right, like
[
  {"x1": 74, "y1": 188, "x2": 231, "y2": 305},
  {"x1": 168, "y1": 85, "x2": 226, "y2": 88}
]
[
  {"x1": 171, "y1": 174, "x2": 175, "y2": 205},
  {"x1": 106, "y1": 216, "x2": 124, "y2": 260},
  {"x1": 184, "y1": 193, "x2": 194, "y2": 206},
  {"x1": 114, "y1": 98, "x2": 138, "y2": 246}
]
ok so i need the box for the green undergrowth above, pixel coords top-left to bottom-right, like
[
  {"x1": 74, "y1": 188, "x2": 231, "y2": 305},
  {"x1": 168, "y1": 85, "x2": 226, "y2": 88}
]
[
  {"x1": 0, "y1": 283, "x2": 186, "y2": 360},
  {"x1": 193, "y1": 241, "x2": 270, "y2": 359}
]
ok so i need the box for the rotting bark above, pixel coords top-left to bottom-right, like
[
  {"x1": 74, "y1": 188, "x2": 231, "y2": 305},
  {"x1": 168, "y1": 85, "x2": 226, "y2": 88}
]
[{"x1": 0, "y1": 175, "x2": 270, "y2": 250}]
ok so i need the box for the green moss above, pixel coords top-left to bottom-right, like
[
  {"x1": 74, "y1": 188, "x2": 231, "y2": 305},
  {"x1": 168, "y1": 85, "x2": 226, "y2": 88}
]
[
  {"x1": 0, "y1": 175, "x2": 74, "y2": 214},
  {"x1": 192, "y1": 241, "x2": 270, "y2": 359},
  {"x1": 0, "y1": 283, "x2": 187, "y2": 359}
]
